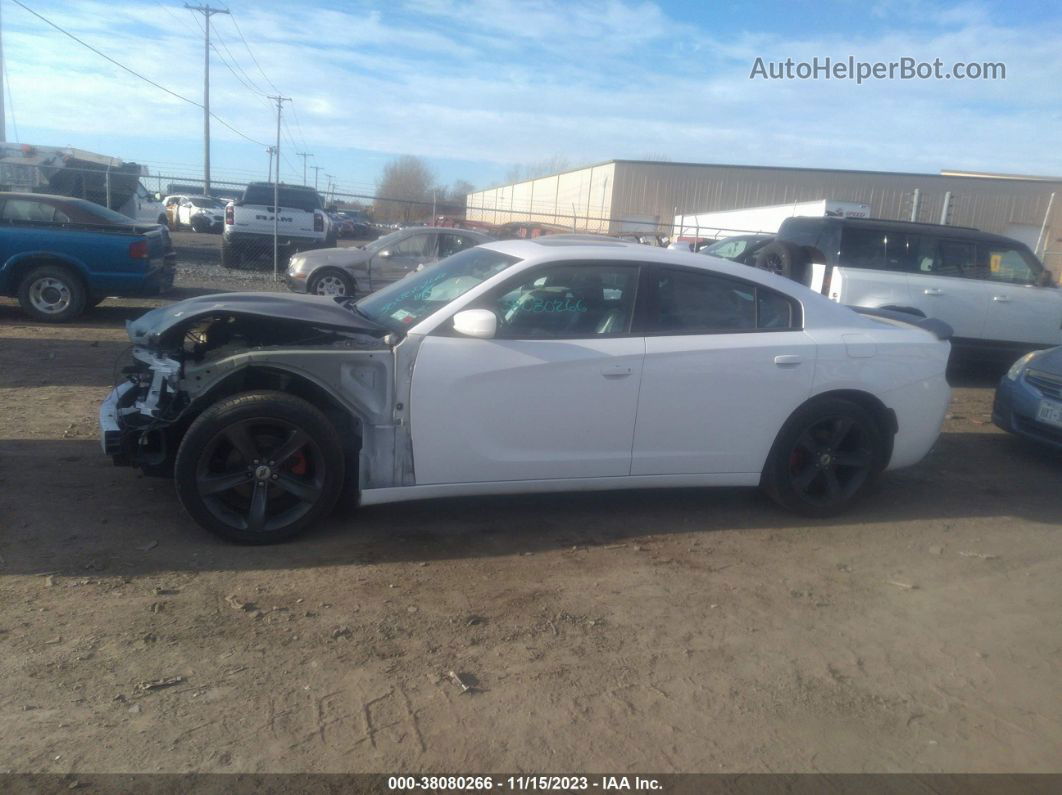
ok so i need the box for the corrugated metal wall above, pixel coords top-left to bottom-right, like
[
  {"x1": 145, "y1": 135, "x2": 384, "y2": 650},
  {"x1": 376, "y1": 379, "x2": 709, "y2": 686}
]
[
  {"x1": 466, "y1": 163, "x2": 614, "y2": 232},
  {"x1": 467, "y1": 160, "x2": 1062, "y2": 275}
]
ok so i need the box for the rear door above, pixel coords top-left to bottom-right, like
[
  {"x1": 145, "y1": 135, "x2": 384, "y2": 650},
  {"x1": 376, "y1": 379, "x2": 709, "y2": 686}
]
[
  {"x1": 979, "y1": 242, "x2": 1062, "y2": 346},
  {"x1": 906, "y1": 237, "x2": 990, "y2": 340},
  {"x1": 631, "y1": 266, "x2": 815, "y2": 475}
]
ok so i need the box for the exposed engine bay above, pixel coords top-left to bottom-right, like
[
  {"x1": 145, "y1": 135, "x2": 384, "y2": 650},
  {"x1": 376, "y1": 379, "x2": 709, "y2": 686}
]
[{"x1": 101, "y1": 293, "x2": 419, "y2": 491}]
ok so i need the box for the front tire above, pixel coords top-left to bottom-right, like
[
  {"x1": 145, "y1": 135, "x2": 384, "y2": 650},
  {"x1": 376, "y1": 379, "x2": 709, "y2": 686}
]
[
  {"x1": 761, "y1": 397, "x2": 887, "y2": 517},
  {"x1": 174, "y1": 391, "x2": 345, "y2": 544},
  {"x1": 17, "y1": 264, "x2": 87, "y2": 322},
  {"x1": 307, "y1": 269, "x2": 356, "y2": 298}
]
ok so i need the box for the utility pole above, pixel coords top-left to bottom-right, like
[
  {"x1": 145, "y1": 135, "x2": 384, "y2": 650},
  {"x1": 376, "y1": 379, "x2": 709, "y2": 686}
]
[
  {"x1": 297, "y1": 152, "x2": 312, "y2": 185},
  {"x1": 311, "y1": 165, "x2": 322, "y2": 192},
  {"x1": 185, "y1": 4, "x2": 230, "y2": 195},
  {"x1": 265, "y1": 146, "x2": 275, "y2": 181},
  {"x1": 268, "y1": 94, "x2": 291, "y2": 282},
  {"x1": 325, "y1": 174, "x2": 334, "y2": 206}
]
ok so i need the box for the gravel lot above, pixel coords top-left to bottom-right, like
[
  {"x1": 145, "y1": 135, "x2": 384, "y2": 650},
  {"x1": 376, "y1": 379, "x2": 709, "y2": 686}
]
[{"x1": 0, "y1": 233, "x2": 1060, "y2": 773}]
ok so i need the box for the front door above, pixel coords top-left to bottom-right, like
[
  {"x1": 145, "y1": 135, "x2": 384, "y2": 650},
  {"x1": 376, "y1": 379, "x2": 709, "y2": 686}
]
[
  {"x1": 372, "y1": 231, "x2": 437, "y2": 289},
  {"x1": 908, "y1": 238, "x2": 990, "y2": 340},
  {"x1": 978, "y1": 242, "x2": 1062, "y2": 346},
  {"x1": 410, "y1": 262, "x2": 644, "y2": 485}
]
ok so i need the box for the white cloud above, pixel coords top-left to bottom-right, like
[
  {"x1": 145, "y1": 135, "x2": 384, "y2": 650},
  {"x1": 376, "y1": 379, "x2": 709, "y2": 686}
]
[{"x1": 5, "y1": 0, "x2": 1061, "y2": 183}]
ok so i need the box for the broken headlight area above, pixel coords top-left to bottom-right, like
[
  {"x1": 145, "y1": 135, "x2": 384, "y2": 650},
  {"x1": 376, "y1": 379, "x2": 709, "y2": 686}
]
[{"x1": 104, "y1": 347, "x2": 187, "y2": 472}]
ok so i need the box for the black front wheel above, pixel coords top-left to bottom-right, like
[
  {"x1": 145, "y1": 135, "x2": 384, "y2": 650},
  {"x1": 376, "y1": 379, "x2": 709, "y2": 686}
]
[
  {"x1": 762, "y1": 398, "x2": 887, "y2": 517},
  {"x1": 174, "y1": 391, "x2": 345, "y2": 543}
]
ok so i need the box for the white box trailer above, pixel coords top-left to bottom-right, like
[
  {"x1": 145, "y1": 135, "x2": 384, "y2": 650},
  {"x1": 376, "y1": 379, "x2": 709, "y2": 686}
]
[{"x1": 674, "y1": 199, "x2": 871, "y2": 242}]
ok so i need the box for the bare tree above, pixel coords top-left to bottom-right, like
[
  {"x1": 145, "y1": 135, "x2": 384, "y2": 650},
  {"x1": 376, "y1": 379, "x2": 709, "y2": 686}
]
[{"x1": 374, "y1": 155, "x2": 436, "y2": 223}]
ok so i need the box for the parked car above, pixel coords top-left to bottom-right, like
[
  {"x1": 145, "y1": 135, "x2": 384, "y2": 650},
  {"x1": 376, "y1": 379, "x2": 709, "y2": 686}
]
[
  {"x1": 760, "y1": 216, "x2": 1060, "y2": 359},
  {"x1": 700, "y1": 234, "x2": 775, "y2": 264},
  {"x1": 127, "y1": 181, "x2": 166, "y2": 226},
  {"x1": 286, "y1": 226, "x2": 493, "y2": 297},
  {"x1": 164, "y1": 195, "x2": 227, "y2": 233},
  {"x1": 100, "y1": 238, "x2": 951, "y2": 543},
  {"x1": 222, "y1": 183, "x2": 334, "y2": 268},
  {"x1": 993, "y1": 346, "x2": 1062, "y2": 450},
  {"x1": 0, "y1": 192, "x2": 175, "y2": 321}
]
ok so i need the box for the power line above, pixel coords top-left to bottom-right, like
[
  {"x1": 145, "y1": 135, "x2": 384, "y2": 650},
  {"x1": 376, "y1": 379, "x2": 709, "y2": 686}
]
[
  {"x1": 10, "y1": 0, "x2": 267, "y2": 148},
  {"x1": 227, "y1": 13, "x2": 280, "y2": 94}
]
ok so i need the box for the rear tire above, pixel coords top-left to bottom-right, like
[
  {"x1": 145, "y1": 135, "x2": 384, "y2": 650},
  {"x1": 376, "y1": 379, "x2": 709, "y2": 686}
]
[
  {"x1": 17, "y1": 264, "x2": 87, "y2": 322},
  {"x1": 754, "y1": 241, "x2": 805, "y2": 281},
  {"x1": 307, "y1": 269, "x2": 356, "y2": 298},
  {"x1": 761, "y1": 397, "x2": 887, "y2": 517},
  {"x1": 220, "y1": 238, "x2": 242, "y2": 269},
  {"x1": 174, "y1": 391, "x2": 345, "y2": 544}
]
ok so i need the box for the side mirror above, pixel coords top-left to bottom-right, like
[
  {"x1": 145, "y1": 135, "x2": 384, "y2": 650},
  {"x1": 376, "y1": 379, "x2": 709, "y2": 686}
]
[
  {"x1": 378, "y1": 250, "x2": 392, "y2": 259},
  {"x1": 452, "y1": 309, "x2": 497, "y2": 339},
  {"x1": 154, "y1": 192, "x2": 162, "y2": 201}
]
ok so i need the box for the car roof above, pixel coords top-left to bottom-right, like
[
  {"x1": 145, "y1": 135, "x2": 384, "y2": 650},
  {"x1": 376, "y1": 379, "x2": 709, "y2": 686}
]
[{"x1": 478, "y1": 237, "x2": 793, "y2": 288}]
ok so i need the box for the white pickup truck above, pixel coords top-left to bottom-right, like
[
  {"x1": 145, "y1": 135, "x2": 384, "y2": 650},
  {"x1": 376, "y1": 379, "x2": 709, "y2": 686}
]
[
  {"x1": 221, "y1": 182, "x2": 333, "y2": 268},
  {"x1": 757, "y1": 216, "x2": 1061, "y2": 359}
]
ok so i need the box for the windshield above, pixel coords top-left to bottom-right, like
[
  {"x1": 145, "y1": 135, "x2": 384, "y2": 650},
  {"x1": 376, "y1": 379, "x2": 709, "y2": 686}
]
[{"x1": 356, "y1": 247, "x2": 520, "y2": 332}]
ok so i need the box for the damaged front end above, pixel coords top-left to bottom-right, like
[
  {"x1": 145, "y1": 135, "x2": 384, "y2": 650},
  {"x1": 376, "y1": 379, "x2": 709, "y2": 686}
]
[{"x1": 100, "y1": 292, "x2": 406, "y2": 487}]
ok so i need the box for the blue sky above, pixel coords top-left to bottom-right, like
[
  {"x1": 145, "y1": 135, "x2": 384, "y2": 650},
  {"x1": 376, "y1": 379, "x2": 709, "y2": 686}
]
[{"x1": 4, "y1": 0, "x2": 1060, "y2": 197}]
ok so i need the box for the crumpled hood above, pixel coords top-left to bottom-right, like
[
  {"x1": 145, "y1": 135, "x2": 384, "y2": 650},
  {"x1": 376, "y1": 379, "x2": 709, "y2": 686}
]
[
  {"x1": 297, "y1": 246, "x2": 371, "y2": 269},
  {"x1": 127, "y1": 292, "x2": 383, "y2": 347}
]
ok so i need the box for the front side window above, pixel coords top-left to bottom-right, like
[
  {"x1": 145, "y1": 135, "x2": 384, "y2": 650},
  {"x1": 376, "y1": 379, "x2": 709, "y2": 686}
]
[
  {"x1": 650, "y1": 268, "x2": 797, "y2": 333},
  {"x1": 356, "y1": 247, "x2": 519, "y2": 332},
  {"x1": 392, "y1": 233, "x2": 432, "y2": 257},
  {"x1": 979, "y1": 243, "x2": 1042, "y2": 285},
  {"x1": 482, "y1": 263, "x2": 639, "y2": 339}
]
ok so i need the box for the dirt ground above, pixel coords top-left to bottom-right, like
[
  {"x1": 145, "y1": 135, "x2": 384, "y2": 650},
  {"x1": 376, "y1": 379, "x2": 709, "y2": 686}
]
[{"x1": 0, "y1": 234, "x2": 1060, "y2": 774}]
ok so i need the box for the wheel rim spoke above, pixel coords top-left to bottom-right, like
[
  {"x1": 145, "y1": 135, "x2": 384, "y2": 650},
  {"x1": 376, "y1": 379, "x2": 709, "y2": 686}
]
[
  {"x1": 199, "y1": 470, "x2": 252, "y2": 495},
  {"x1": 792, "y1": 466, "x2": 820, "y2": 491},
  {"x1": 224, "y1": 421, "x2": 260, "y2": 464},
  {"x1": 796, "y1": 431, "x2": 819, "y2": 455},
  {"x1": 834, "y1": 449, "x2": 871, "y2": 470},
  {"x1": 274, "y1": 473, "x2": 322, "y2": 502},
  {"x1": 246, "y1": 480, "x2": 270, "y2": 531},
  {"x1": 829, "y1": 417, "x2": 854, "y2": 448},
  {"x1": 823, "y1": 467, "x2": 842, "y2": 499},
  {"x1": 270, "y1": 428, "x2": 311, "y2": 467}
]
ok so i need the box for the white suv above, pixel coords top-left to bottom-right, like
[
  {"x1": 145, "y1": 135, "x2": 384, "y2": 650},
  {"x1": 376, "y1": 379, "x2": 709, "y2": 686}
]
[{"x1": 760, "y1": 216, "x2": 1061, "y2": 359}]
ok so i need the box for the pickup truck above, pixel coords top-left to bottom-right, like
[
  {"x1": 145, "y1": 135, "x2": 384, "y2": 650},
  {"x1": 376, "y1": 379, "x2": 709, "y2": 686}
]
[
  {"x1": 751, "y1": 215, "x2": 1061, "y2": 359},
  {"x1": 222, "y1": 182, "x2": 333, "y2": 268},
  {"x1": 0, "y1": 192, "x2": 175, "y2": 322}
]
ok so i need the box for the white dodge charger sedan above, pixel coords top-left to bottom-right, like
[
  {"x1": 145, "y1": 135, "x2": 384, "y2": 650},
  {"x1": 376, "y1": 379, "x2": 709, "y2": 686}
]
[{"x1": 100, "y1": 237, "x2": 952, "y2": 543}]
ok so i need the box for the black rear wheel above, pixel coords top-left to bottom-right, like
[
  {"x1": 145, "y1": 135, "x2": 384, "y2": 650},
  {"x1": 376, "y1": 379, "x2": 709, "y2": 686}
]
[
  {"x1": 762, "y1": 398, "x2": 887, "y2": 517},
  {"x1": 175, "y1": 391, "x2": 345, "y2": 543}
]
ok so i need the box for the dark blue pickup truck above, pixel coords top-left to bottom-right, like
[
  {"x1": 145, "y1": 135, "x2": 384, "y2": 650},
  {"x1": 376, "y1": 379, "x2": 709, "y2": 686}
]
[{"x1": 0, "y1": 192, "x2": 175, "y2": 322}]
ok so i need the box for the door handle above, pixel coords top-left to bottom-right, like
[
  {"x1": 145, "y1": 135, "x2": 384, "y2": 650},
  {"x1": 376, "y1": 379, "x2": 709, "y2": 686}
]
[
  {"x1": 924, "y1": 288, "x2": 943, "y2": 296},
  {"x1": 774, "y1": 355, "x2": 803, "y2": 366},
  {"x1": 602, "y1": 364, "x2": 633, "y2": 378},
  {"x1": 992, "y1": 295, "x2": 1011, "y2": 303}
]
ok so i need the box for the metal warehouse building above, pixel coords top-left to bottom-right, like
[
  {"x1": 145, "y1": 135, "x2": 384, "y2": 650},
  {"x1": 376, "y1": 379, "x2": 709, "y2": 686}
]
[{"x1": 465, "y1": 160, "x2": 1062, "y2": 276}]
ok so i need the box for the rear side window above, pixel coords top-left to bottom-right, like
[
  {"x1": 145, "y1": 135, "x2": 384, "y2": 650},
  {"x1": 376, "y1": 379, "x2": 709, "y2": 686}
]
[
  {"x1": 2, "y1": 199, "x2": 68, "y2": 223},
  {"x1": 649, "y1": 268, "x2": 798, "y2": 333},
  {"x1": 840, "y1": 228, "x2": 924, "y2": 272}
]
